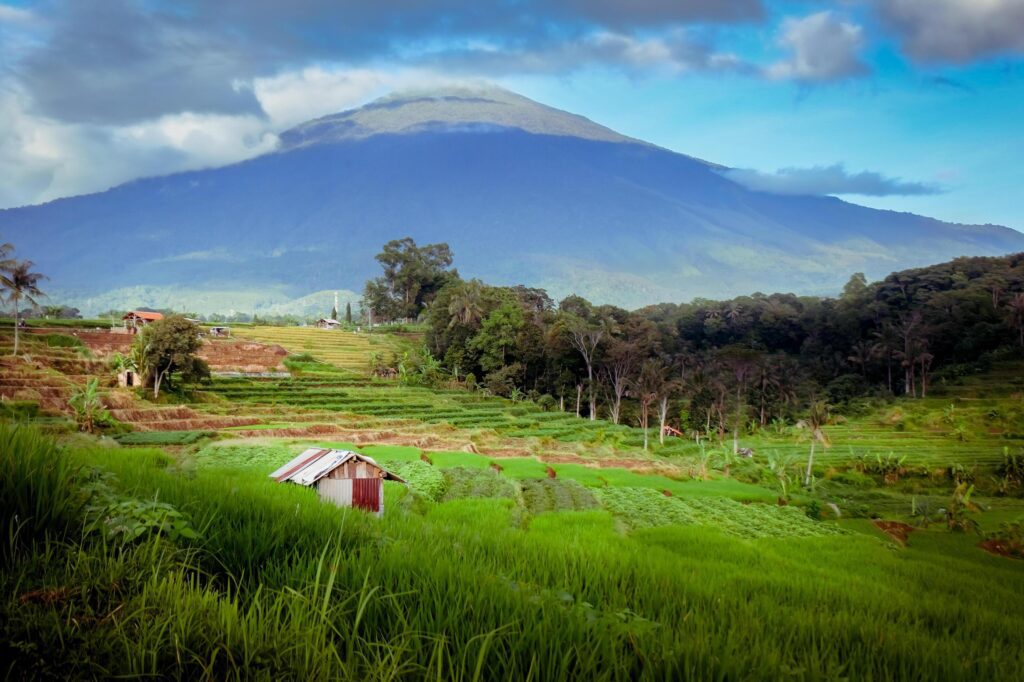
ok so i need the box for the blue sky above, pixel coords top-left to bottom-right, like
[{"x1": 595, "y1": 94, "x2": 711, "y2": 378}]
[{"x1": 1, "y1": 0, "x2": 1022, "y2": 231}]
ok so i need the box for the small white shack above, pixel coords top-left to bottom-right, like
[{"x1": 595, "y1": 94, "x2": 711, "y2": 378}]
[{"x1": 269, "y1": 448, "x2": 405, "y2": 516}]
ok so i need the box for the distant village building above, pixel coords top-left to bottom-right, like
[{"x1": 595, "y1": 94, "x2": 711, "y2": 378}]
[
  {"x1": 269, "y1": 448, "x2": 405, "y2": 516},
  {"x1": 315, "y1": 318, "x2": 342, "y2": 329},
  {"x1": 121, "y1": 310, "x2": 163, "y2": 334}
]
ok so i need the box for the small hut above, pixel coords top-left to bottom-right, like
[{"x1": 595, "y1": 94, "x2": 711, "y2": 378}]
[
  {"x1": 315, "y1": 318, "x2": 342, "y2": 329},
  {"x1": 269, "y1": 448, "x2": 405, "y2": 516},
  {"x1": 122, "y1": 310, "x2": 163, "y2": 333}
]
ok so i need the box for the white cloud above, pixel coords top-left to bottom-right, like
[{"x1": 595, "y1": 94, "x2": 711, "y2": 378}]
[
  {"x1": 722, "y1": 163, "x2": 941, "y2": 196},
  {"x1": 878, "y1": 0, "x2": 1024, "y2": 62},
  {"x1": 0, "y1": 4, "x2": 35, "y2": 25},
  {"x1": 767, "y1": 12, "x2": 869, "y2": 82},
  {"x1": 252, "y1": 67, "x2": 456, "y2": 129},
  {"x1": 0, "y1": 65, "x2": 489, "y2": 209}
]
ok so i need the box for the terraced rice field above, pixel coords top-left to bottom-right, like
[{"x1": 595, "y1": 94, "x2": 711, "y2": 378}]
[
  {"x1": 203, "y1": 375, "x2": 662, "y2": 450},
  {"x1": 746, "y1": 362, "x2": 1024, "y2": 470},
  {"x1": 230, "y1": 326, "x2": 414, "y2": 372}
]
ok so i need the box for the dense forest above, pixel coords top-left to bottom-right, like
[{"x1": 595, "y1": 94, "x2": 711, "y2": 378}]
[{"x1": 364, "y1": 239, "x2": 1024, "y2": 441}]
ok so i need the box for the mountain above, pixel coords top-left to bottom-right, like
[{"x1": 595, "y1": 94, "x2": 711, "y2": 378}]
[{"x1": 1, "y1": 84, "x2": 1022, "y2": 314}]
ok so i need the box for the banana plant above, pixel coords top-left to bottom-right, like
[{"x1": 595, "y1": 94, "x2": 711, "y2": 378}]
[{"x1": 68, "y1": 378, "x2": 108, "y2": 433}]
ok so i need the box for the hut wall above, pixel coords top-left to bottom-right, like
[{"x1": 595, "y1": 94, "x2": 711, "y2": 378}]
[
  {"x1": 317, "y1": 477, "x2": 383, "y2": 515},
  {"x1": 318, "y1": 478, "x2": 353, "y2": 507}
]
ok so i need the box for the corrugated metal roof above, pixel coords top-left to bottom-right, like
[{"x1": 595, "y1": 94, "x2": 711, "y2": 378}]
[
  {"x1": 123, "y1": 311, "x2": 164, "y2": 321},
  {"x1": 269, "y1": 448, "x2": 406, "y2": 486}
]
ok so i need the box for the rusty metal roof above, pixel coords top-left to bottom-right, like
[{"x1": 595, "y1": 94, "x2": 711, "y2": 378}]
[
  {"x1": 269, "y1": 448, "x2": 406, "y2": 486},
  {"x1": 123, "y1": 311, "x2": 164, "y2": 321}
]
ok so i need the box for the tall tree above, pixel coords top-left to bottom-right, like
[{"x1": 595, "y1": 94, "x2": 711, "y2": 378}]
[
  {"x1": 847, "y1": 340, "x2": 876, "y2": 378},
  {"x1": 1007, "y1": 293, "x2": 1024, "y2": 347},
  {"x1": 447, "y1": 279, "x2": 485, "y2": 327},
  {"x1": 345, "y1": 302, "x2": 352, "y2": 324},
  {"x1": 632, "y1": 359, "x2": 669, "y2": 451},
  {"x1": 1, "y1": 258, "x2": 47, "y2": 356},
  {"x1": 872, "y1": 323, "x2": 899, "y2": 394},
  {"x1": 567, "y1": 319, "x2": 604, "y2": 420},
  {"x1": 365, "y1": 238, "x2": 455, "y2": 322},
  {"x1": 602, "y1": 339, "x2": 638, "y2": 425}
]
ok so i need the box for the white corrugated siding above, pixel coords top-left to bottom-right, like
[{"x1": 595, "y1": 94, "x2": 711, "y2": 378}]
[{"x1": 318, "y1": 478, "x2": 353, "y2": 507}]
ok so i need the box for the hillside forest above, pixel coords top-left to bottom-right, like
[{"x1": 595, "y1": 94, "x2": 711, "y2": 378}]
[{"x1": 363, "y1": 239, "x2": 1024, "y2": 442}]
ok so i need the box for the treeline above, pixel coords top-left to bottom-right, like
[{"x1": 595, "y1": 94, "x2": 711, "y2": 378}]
[{"x1": 364, "y1": 239, "x2": 1024, "y2": 440}]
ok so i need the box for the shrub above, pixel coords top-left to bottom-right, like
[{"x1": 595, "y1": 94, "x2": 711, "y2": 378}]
[
  {"x1": 43, "y1": 333, "x2": 84, "y2": 349},
  {"x1": 536, "y1": 394, "x2": 557, "y2": 412}
]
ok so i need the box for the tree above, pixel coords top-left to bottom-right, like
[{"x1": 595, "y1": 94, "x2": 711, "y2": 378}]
[
  {"x1": 872, "y1": 323, "x2": 899, "y2": 394},
  {"x1": 717, "y1": 346, "x2": 761, "y2": 454},
  {"x1": 602, "y1": 339, "x2": 637, "y2": 425},
  {"x1": 365, "y1": 237, "x2": 455, "y2": 322},
  {"x1": 447, "y1": 279, "x2": 485, "y2": 328},
  {"x1": 567, "y1": 319, "x2": 604, "y2": 420},
  {"x1": 847, "y1": 340, "x2": 875, "y2": 378},
  {"x1": 469, "y1": 301, "x2": 524, "y2": 373},
  {"x1": 1006, "y1": 293, "x2": 1024, "y2": 347},
  {"x1": 137, "y1": 316, "x2": 210, "y2": 398},
  {"x1": 632, "y1": 359, "x2": 669, "y2": 451},
  {"x1": 345, "y1": 302, "x2": 352, "y2": 324},
  {"x1": 1, "y1": 258, "x2": 47, "y2": 356},
  {"x1": 895, "y1": 312, "x2": 924, "y2": 397},
  {"x1": 797, "y1": 401, "x2": 830, "y2": 486}
]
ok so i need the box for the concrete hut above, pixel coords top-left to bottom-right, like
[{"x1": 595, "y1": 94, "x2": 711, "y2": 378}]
[{"x1": 269, "y1": 448, "x2": 405, "y2": 516}]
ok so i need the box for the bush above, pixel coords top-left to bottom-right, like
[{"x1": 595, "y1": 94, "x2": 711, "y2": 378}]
[
  {"x1": 536, "y1": 394, "x2": 557, "y2": 412},
  {"x1": 483, "y1": 363, "x2": 524, "y2": 398},
  {"x1": 43, "y1": 334, "x2": 84, "y2": 349},
  {"x1": 826, "y1": 374, "x2": 869, "y2": 404}
]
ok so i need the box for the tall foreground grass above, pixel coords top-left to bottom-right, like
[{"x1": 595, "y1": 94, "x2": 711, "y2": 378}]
[{"x1": 2, "y1": 424, "x2": 1024, "y2": 680}]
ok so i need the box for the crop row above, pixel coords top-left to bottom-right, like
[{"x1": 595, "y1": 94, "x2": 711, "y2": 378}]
[{"x1": 596, "y1": 487, "x2": 845, "y2": 539}]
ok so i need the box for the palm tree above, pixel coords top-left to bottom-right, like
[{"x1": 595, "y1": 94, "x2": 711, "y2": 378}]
[
  {"x1": 447, "y1": 280, "x2": 484, "y2": 327},
  {"x1": 1, "y1": 259, "x2": 47, "y2": 356},
  {"x1": 872, "y1": 323, "x2": 899, "y2": 394},
  {"x1": 797, "y1": 401, "x2": 830, "y2": 486},
  {"x1": 847, "y1": 340, "x2": 876, "y2": 378}
]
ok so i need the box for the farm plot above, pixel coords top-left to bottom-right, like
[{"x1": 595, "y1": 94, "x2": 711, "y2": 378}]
[
  {"x1": 519, "y1": 478, "x2": 600, "y2": 514},
  {"x1": 202, "y1": 375, "x2": 670, "y2": 451},
  {"x1": 230, "y1": 326, "x2": 412, "y2": 373},
  {"x1": 596, "y1": 487, "x2": 845, "y2": 539}
]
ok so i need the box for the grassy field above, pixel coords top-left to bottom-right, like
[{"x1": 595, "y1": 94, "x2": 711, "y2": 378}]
[
  {"x1": 3, "y1": 326, "x2": 1024, "y2": 678},
  {"x1": 2, "y1": 423, "x2": 1023, "y2": 680}
]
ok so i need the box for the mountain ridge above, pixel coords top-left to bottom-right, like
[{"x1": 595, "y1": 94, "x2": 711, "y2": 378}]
[{"x1": 1, "y1": 84, "x2": 1022, "y2": 314}]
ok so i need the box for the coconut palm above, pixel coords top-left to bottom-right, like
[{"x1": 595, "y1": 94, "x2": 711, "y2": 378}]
[
  {"x1": 797, "y1": 401, "x2": 830, "y2": 486},
  {"x1": 872, "y1": 323, "x2": 899, "y2": 394},
  {"x1": 847, "y1": 340, "x2": 876, "y2": 378},
  {"x1": 1, "y1": 259, "x2": 47, "y2": 356},
  {"x1": 447, "y1": 279, "x2": 485, "y2": 328}
]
